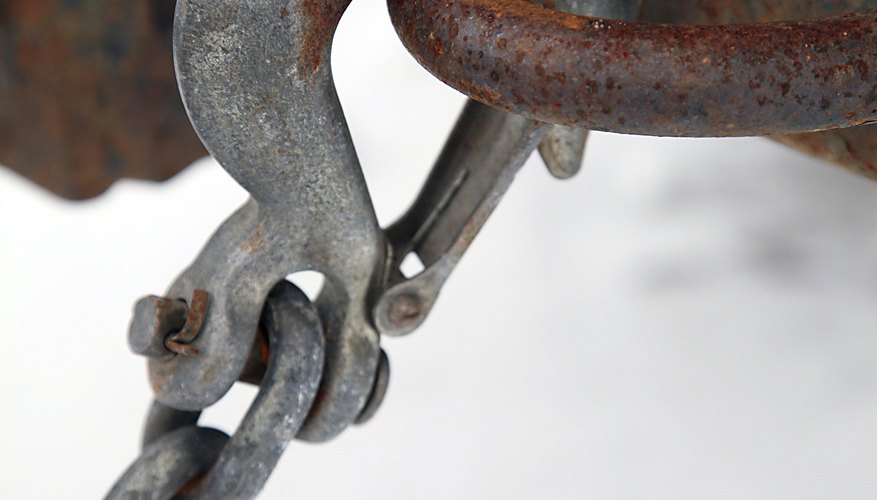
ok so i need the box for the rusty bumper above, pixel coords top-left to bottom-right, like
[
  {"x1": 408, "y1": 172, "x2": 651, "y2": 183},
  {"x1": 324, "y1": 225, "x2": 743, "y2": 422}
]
[
  {"x1": 0, "y1": 0, "x2": 204, "y2": 199},
  {"x1": 0, "y1": 0, "x2": 875, "y2": 198}
]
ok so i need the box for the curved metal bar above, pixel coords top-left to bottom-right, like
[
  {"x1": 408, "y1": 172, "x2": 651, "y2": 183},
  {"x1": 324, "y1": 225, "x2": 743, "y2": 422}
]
[
  {"x1": 106, "y1": 427, "x2": 229, "y2": 500},
  {"x1": 148, "y1": 0, "x2": 384, "y2": 444},
  {"x1": 135, "y1": 282, "x2": 325, "y2": 499},
  {"x1": 387, "y1": 0, "x2": 877, "y2": 137},
  {"x1": 142, "y1": 401, "x2": 202, "y2": 449},
  {"x1": 190, "y1": 281, "x2": 325, "y2": 499}
]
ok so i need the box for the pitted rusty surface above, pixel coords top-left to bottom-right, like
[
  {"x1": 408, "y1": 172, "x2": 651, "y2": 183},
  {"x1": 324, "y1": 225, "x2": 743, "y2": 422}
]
[
  {"x1": 0, "y1": 0, "x2": 205, "y2": 199},
  {"x1": 641, "y1": 0, "x2": 877, "y2": 24},
  {"x1": 299, "y1": 0, "x2": 351, "y2": 75},
  {"x1": 638, "y1": 0, "x2": 877, "y2": 178},
  {"x1": 388, "y1": 0, "x2": 877, "y2": 137}
]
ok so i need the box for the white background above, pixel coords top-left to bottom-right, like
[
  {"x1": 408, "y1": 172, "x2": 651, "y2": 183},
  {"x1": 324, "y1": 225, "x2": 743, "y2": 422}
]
[{"x1": 2, "y1": 1, "x2": 877, "y2": 498}]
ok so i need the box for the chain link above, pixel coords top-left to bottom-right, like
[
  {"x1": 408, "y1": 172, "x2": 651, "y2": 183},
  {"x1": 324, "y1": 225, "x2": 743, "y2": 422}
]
[{"x1": 111, "y1": 282, "x2": 325, "y2": 499}]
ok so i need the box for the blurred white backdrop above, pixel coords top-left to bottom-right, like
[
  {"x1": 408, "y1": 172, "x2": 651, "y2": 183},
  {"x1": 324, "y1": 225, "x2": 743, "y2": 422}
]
[{"x1": 3, "y1": 1, "x2": 877, "y2": 498}]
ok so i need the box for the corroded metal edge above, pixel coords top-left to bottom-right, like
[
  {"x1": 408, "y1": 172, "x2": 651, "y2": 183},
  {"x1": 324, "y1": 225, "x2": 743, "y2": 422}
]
[{"x1": 0, "y1": 0, "x2": 205, "y2": 200}]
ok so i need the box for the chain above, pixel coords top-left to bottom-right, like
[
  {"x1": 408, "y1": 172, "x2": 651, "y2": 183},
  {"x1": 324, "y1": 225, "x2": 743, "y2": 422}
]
[
  {"x1": 111, "y1": 282, "x2": 326, "y2": 499},
  {"x1": 106, "y1": 0, "x2": 876, "y2": 497}
]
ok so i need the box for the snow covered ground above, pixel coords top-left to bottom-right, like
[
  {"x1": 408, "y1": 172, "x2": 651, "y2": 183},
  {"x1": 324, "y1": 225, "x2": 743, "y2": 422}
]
[{"x1": 2, "y1": 1, "x2": 877, "y2": 498}]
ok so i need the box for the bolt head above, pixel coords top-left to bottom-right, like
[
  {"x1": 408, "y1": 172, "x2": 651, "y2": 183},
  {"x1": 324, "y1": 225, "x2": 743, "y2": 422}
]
[
  {"x1": 128, "y1": 295, "x2": 188, "y2": 359},
  {"x1": 387, "y1": 293, "x2": 424, "y2": 329}
]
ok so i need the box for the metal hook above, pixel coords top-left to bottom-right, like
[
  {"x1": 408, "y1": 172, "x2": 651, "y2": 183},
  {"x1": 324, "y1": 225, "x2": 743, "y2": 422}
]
[{"x1": 145, "y1": 0, "x2": 384, "y2": 444}]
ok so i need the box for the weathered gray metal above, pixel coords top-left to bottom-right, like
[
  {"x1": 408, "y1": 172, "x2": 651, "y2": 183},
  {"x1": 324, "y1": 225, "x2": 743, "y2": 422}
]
[
  {"x1": 190, "y1": 281, "x2": 324, "y2": 499},
  {"x1": 113, "y1": 282, "x2": 325, "y2": 499},
  {"x1": 107, "y1": 427, "x2": 229, "y2": 500},
  {"x1": 147, "y1": 0, "x2": 386, "y2": 447}
]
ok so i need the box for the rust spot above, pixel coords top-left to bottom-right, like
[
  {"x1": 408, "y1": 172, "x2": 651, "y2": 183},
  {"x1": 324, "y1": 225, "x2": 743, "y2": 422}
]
[
  {"x1": 238, "y1": 326, "x2": 270, "y2": 386},
  {"x1": 387, "y1": 294, "x2": 424, "y2": 329},
  {"x1": 298, "y1": 0, "x2": 349, "y2": 75},
  {"x1": 820, "y1": 96, "x2": 832, "y2": 110},
  {"x1": 244, "y1": 227, "x2": 267, "y2": 253},
  {"x1": 150, "y1": 366, "x2": 170, "y2": 397},
  {"x1": 164, "y1": 341, "x2": 200, "y2": 357},
  {"x1": 165, "y1": 289, "x2": 210, "y2": 356},
  {"x1": 427, "y1": 33, "x2": 444, "y2": 56},
  {"x1": 853, "y1": 59, "x2": 869, "y2": 81},
  {"x1": 175, "y1": 474, "x2": 210, "y2": 497}
]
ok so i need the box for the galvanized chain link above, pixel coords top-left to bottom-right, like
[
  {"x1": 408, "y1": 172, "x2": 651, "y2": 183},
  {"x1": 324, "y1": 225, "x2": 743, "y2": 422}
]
[{"x1": 111, "y1": 282, "x2": 326, "y2": 499}]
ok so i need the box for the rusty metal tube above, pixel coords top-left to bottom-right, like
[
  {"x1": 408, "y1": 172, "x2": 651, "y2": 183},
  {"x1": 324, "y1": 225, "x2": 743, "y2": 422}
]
[
  {"x1": 388, "y1": 0, "x2": 877, "y2": 137},
  {"x1": 639, "y1": 0, "x2": 877, "y2": 25}
]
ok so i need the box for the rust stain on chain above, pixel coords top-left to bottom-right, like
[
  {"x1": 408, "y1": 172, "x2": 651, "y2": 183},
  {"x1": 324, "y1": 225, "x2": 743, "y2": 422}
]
[
  {"x1": 0, "y1": 0, "x2": 205, "y2": 199},
  {"x1": 640, "y1": 0, "x2": 877, "y2": 177},
  {"x1": 166, "y1": 289, "x2": 209, "y2": 357}
]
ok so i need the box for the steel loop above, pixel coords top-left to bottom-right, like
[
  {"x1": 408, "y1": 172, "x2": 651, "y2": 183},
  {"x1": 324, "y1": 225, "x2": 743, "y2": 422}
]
[
  {"x1": 190, "y1": 281, "x2": 325, "y2": 499},
  {"x1": 106, "y1": 427, "x2": 229, "y2": 500},
  {"x1": 142, "y1": 400, "x2": 202, "y2": 449},
  {"x1": 388, "y1": 0, "x2": 877, "y2": 137}
]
